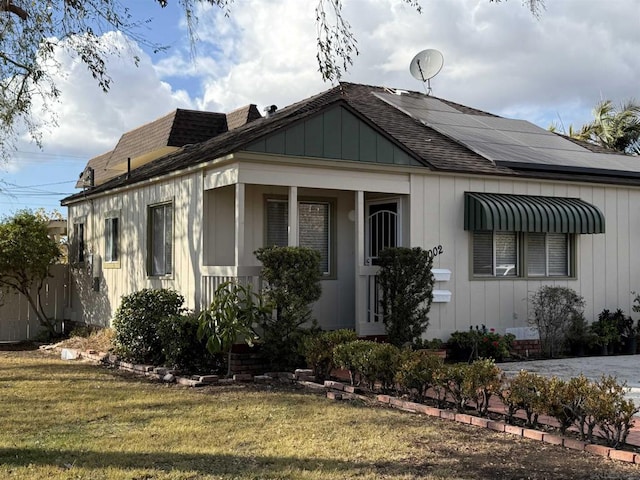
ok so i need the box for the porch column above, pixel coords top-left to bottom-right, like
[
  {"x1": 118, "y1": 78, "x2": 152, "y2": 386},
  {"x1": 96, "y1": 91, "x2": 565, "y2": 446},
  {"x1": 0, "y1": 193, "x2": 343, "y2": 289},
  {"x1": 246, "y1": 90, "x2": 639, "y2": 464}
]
[
  {"x1": 288, "y1": 186, "x2": 298, "y2": 246},
  {"x1": 234, "y1": 182, "x2": 245, "y2": 266},
  {"x1": 355, "y1": 190, "x2": 365, "y2": 335}
]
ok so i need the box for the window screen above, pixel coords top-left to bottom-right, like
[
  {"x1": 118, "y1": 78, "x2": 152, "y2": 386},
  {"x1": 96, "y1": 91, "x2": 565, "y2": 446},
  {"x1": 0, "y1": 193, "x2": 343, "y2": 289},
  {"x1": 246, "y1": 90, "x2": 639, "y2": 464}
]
[
  {"x1": 473, "y1": 231, "x2": 493, "y2": 276},
  {"x1": 299, "y1": 202, "x2": 330, "y2": 274}
]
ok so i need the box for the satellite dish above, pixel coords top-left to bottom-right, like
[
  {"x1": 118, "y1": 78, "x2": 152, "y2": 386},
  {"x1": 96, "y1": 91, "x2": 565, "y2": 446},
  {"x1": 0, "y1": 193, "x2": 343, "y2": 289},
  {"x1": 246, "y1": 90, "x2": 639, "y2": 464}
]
[{"x1": 410, "y1": 49, "x2": 444, "y2": 95}]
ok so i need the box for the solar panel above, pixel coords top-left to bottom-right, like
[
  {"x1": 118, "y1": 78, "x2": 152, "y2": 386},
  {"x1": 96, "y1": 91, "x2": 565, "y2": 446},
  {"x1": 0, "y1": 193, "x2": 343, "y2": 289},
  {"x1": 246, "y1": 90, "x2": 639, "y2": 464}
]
[{"x1": 373, "y1": 91, "x2": 640, "y2": 176}]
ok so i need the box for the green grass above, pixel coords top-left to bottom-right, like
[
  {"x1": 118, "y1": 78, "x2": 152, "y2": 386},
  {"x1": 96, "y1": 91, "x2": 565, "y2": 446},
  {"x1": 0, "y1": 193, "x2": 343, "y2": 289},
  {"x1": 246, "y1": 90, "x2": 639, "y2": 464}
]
[{"x1": 0, "y1": 350, "x2": 638, "y2": 479}]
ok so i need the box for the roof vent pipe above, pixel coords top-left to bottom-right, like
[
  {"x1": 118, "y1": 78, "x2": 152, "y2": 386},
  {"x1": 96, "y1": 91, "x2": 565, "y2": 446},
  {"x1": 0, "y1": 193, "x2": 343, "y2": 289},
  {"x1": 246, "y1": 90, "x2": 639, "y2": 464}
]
[
  {"x1": 264, "y1": 105, "x2": 277, "y2": 118},
  {"x1": 127, "y1": 157, "x2": 131, "y2": 179}
]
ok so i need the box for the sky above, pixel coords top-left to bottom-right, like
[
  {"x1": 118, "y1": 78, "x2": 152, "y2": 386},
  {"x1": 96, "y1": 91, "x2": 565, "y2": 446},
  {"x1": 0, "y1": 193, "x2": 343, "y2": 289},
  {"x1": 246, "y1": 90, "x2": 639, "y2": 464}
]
[{"x1": 1, "y1": 0, "x2": 639, "y2": 218}]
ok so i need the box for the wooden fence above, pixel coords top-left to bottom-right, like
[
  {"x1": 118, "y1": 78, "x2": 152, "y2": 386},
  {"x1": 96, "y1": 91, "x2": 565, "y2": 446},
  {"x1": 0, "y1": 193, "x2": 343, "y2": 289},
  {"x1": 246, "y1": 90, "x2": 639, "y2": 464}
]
[{"x1": 0, "y1": 264, "x2": 69, "y2": 342}]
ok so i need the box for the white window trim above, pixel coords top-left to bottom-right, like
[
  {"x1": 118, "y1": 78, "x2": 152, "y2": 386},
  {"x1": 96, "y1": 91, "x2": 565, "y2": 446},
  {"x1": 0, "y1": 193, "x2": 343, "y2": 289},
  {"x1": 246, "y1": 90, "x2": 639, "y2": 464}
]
[
  {"x1": 104, "y1": 211, "x2": 120, "y2": 268},
  {"x1": 148, "y1": 201, "x2": 174, "y2": 278}
]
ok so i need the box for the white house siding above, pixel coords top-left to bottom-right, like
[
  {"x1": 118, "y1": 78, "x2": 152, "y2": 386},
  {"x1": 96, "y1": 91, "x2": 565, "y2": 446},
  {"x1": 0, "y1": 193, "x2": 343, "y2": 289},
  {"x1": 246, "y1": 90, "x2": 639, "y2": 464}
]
[
  {"x1": 410, "y1": 172, "x2": 640, "y2": 340},
  {"x1": 67, "y1": 171, "x2": 203, "y2": 327}
]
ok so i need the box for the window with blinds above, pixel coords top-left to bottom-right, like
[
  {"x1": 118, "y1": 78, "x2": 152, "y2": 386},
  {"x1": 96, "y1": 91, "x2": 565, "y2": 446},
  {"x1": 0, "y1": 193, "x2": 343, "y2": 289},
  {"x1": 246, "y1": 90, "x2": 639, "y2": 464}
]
[
  {"x1": 265, "y1": 199, "x2": 332, "y2": 275},
  {"x1": 149, "y1": 203, "x2": 173, "y2": 276},
  {"x1": 473, "y1": 231, "x2": 571, "y2": 278}
]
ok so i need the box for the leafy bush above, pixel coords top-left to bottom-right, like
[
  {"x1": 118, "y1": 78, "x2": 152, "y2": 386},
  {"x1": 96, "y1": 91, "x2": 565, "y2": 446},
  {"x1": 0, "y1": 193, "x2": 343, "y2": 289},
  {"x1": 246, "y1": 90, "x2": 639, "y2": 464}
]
[
  {"x1": 113, "y1": 288, "x2": 185, "y2": 364},
  {"x1": 333, "y1": 340, "x2": 372, "y2": 386},
  {"x1": 447, "y1": 326, "x2": 514, "y2": 362},
  {"x1": 255, "y1": 246, "x2": 322, "y2": 369},
  {"x1": 333, "y1": 340, "x2": 401, "y2": 392},
  {"x1": 158, "y1": 314, "x2": 221, "y2": 374},
  {"x1": 499, "y1": 370, "x2": 548, "y2": 427},
  {"x1": 443, "y1": 363, "x2": 472, "y2": 413},
  {"x1": 302, "y1": 329, "x2": 358, "y2": 381},
  {"x1": 197, "y1": 281, "x2": 266, "y2": 377},
  {"x1": 592, "y1": 376, "x2": 639, "y2": 448},
  {"x1": 464, "y1": 359, "x2": 504, "y2": 417},
  {"x1": 361, "y1": 342, "x2": 401, "y2": 393},
  {"x1": 378, "y1": 247, "x2": 434, "y2": 347},
  {"x1": 411, "y1": 337, "x2": 444, "y2": 350},
  {"x1": 529, "y1": 286, "x2": 585, "y2": 358},
  {"x1": 395, "y1": 349, "x2": 445, "y2": 403}
]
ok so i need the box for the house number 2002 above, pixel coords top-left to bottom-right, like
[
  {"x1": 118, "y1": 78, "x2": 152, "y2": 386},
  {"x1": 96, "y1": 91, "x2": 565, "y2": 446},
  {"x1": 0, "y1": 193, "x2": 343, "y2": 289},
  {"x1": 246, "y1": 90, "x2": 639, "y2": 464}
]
[{"x1": 426, "y1": 245, "x2": 444, "y2": 260}]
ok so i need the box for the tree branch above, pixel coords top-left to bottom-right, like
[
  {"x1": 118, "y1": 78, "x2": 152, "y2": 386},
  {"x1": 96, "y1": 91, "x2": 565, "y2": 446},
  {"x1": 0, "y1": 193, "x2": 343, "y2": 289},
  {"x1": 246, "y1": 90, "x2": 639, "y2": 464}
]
[{"x1": 1, "y1": 1, "x2": 28, "y2": 20}]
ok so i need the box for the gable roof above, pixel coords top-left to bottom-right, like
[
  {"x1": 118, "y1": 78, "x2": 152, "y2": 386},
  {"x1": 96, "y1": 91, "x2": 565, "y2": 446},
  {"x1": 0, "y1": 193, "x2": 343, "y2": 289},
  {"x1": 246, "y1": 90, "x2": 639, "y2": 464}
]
[
  {"x1": 76, "y1": 108, "x2": 259, "y2": 188},
  {"x1": 64, "y1": 82, "x2": 640, "y2": 204}
]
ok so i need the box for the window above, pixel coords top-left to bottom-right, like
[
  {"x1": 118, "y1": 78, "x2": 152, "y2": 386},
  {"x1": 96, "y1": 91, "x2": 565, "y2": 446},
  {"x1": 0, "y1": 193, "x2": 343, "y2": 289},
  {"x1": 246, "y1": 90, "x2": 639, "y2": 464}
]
[
  {"x1": 265, "y1": 199, "x2": 332, "y2": 275},
  {"x1": 73, "y1": 221, "x2": 85, "y2": 264},
  {"x1": 104, "y1": 216, "x2": 119, "y2": 264},
  {"x1": 148, "y1": 203, "x2": 173, "y2": 276},
  {"x1": 472, "y1": 231, "x2": 572, "y2": 278}
]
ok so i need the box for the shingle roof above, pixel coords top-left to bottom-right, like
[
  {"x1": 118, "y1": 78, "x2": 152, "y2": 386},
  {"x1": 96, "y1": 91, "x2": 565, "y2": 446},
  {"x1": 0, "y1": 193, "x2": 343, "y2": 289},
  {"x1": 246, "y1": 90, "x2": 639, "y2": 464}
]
[
  {"x1": 226, "y1": 104, "x2": 262, "y2": 130},
  {"x1": 63, "y1": 82, "x2": 639, "y2": 204},
  {"x1": 76, "y1": 109, "x2": 230, "y2": 188}
]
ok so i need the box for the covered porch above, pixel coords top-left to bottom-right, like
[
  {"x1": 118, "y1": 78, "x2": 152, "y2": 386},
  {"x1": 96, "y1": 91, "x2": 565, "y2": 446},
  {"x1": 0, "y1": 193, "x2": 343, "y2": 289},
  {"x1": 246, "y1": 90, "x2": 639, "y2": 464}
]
[{"x1": 199, "y1": 155, "x2": 412, "y2": 336}]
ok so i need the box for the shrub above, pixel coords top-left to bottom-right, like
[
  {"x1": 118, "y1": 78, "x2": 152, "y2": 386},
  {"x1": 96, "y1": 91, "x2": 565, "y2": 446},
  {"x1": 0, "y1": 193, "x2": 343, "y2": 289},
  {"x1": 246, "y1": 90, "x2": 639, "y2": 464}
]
[
  {"x1": 333, "y1": 340, "x2": 372, "y2": 386},
  {"x1": 361, "y1": 342, "x2": 401, "y2": 393},
  {"x1": 448, "y1": 326, "x2": 514, "y2": 362},
  {"x1": 395, "y1": 349, "x2": 445, "y2": 403},
  {"x1": 255, "y1": 246, "x2": 322, "y2": 369},
  {"x1": 545, "y1": 377, "x2": 578, "y2": 435},
  {"x1": 302, "y1": 329, "x2": 358, "y2": 381},
  {"x1": 464, "y1": 359, "x2": 504, "y2": 417},
  {"x1": 113, "y1": 288, "x2": 185, "y2": 364},
  {"x1": 378, "y1": 247, "x2": 434, "y2": 347},
  {"x1": 592, "y1": 376, "x2": 639, "y2": 448},
  {"x1": 197, "y1": 281, "x2": 267, "y2": 377},
  {"x1": 443, "y1": 363, "x2": 472, "y2": 413},
  {"x1": 158, "y1": 314, "x2": 222, "y2": 374},
  {"x1": 333, "y1": 340, "x2": 401, "y2": 392},
  {"x1": 529, "y1": 286, "x2": 585, "y2": 358},
  {"x1": 499, "y1": 370, "x2": 548, "y2": 427}
]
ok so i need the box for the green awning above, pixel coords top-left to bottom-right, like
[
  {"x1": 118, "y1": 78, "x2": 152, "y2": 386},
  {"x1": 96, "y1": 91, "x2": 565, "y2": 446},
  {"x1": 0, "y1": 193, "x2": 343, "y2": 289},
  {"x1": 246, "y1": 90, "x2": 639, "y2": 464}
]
[{"x1": 464, "y1": 192, "x2": 605, "y2": 234}]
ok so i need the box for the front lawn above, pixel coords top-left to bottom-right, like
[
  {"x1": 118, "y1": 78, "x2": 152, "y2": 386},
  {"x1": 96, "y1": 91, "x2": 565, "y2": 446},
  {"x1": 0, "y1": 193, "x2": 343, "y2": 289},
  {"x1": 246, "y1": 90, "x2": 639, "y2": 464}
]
[{"x1": 0, "y1": 350, "x2": 638, "y2": 480}]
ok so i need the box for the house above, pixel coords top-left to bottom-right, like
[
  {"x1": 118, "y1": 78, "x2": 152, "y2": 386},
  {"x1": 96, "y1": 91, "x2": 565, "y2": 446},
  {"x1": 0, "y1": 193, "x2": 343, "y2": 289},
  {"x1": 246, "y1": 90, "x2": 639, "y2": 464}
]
[{"x1": 61, "y1": 82, "x2": 640, "y2": 340}]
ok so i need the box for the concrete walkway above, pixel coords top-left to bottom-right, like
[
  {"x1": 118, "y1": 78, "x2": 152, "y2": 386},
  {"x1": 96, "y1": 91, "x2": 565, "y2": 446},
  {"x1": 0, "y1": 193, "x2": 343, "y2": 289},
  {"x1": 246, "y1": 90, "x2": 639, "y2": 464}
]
[{"x1": 498, "y1": 354, "x2": 640, "y2": 405}]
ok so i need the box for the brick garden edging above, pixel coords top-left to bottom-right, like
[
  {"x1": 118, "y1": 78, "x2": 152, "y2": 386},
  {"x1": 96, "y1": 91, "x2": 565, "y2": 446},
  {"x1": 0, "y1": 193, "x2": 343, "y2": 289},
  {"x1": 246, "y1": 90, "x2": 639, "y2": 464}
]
[
  {"x1": 62, "y1": 347, "x2": 639, "y2": 465},
  {"x1": 323, "y1": 379, "x2": 640, "y2": 465}
]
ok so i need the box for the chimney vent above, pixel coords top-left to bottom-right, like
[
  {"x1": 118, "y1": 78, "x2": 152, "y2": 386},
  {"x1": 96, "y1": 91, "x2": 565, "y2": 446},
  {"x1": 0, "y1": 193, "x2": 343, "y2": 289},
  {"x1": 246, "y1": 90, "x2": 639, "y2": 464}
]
[{"x1": 264, "y1": 105, "x2": 278, "y2": 118}]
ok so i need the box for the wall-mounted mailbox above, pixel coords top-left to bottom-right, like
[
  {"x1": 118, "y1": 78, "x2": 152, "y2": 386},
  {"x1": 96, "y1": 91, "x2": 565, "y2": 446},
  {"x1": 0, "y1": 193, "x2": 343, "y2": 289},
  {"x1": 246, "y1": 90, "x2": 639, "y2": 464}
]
[
  {"x1": 432, "y1": 268, "x2": 451, "y2": 282},
  {"x1": 433, "y1": 289, "x2": 452, "y2": 303}
]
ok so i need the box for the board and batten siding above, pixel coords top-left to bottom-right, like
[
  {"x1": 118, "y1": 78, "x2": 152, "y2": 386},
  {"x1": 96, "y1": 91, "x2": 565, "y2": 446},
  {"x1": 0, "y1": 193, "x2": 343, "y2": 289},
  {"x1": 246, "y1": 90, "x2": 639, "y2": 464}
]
[
  {"x1": 67, "y1": 171, "x2": 203, "y2": 326},
  {"x1": 411, "y1": 173, "x2": 640, "y2": 340}
]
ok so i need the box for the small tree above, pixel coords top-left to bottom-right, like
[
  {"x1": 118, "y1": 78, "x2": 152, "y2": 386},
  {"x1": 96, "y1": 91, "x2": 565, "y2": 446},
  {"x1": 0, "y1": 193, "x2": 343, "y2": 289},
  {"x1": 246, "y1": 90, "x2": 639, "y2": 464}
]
[
  {"x1": 254, "y1": 246, "x2": 322, "y2": 369},
  {"x1": 378, "y1": 247, "x2": 434, "y2": 347},
  {"x1": 529, "y1": 286, "x2": 585, "y2": 358},
  {"x1": 197, "y1": 281, "x2": 267, "y2": 377},
  {"x1": 0, "y1": 211, "x2": 61, "y2": 337}
]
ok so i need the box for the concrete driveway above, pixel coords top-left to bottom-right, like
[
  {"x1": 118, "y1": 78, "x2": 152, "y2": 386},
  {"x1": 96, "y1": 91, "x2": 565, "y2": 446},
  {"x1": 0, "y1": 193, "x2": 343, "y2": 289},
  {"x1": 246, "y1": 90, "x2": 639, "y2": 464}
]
[{"x1": 498, "y1": 354, "x2": 640, "y2": 406}]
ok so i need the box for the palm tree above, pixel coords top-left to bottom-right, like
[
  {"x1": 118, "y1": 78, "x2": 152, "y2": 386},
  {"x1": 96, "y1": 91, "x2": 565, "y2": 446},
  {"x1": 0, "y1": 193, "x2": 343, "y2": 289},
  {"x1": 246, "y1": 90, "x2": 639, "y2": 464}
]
[{"x1": 576, "y1": 100, "x2": 640, "y2": 155}]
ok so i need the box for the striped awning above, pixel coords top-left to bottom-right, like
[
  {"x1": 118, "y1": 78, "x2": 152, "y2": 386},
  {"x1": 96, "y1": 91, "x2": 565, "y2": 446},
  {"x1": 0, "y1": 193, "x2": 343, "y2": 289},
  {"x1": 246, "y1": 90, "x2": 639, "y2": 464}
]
[{"x1": 464, "y1": 192, "x2": 605, "y2": 234}]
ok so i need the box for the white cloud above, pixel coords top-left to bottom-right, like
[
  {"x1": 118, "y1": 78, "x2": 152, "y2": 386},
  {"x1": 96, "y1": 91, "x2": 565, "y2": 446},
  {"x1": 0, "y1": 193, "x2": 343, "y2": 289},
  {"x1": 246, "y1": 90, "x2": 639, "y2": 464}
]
[
  {"x1": 182, "y1": 0, "x2": 639, "y2": 131},
  {"x1": 12, "y1": 31, "x2": 193, "y2": 172},
  {"x1": 10, "y1": 0, "x2": 640, "y2": 172}
]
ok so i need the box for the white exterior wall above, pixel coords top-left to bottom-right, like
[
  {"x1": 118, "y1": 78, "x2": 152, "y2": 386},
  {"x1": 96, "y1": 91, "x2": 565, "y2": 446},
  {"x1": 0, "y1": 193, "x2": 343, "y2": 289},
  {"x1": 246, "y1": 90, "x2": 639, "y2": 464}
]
[
  {"x1": 67, "y1": 171, "x2": 203, "y2": 326},
  {"x1": 65, "y1": 154, "x2": 640, "y2": 339},
  {"x1": 411, "y1": 173, "x2": 640, "y2": 339}
]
